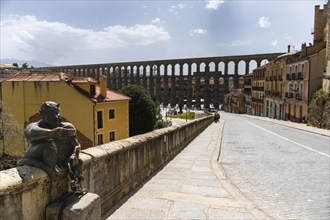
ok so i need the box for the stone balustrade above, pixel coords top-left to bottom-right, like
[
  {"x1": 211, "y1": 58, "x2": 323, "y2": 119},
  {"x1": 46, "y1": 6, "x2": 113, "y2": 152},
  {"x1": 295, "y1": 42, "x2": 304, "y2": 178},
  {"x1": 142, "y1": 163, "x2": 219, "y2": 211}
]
[{"x1": 0, "y1": 115, "x2": 213, "y2": 219}]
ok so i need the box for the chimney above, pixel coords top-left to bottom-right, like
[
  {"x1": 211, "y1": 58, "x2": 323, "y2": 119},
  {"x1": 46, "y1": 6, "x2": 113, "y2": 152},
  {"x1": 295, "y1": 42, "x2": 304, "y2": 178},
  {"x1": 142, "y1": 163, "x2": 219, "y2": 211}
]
[
  {"x1": 100, "y1": 75, "x2": 107, "y2": 98},
  {"x1": 288, "y1": 45, "x2": 291, "y2": 52},
  {"x1": 300, "y1": 43, "x2": 307, "y2": 57}
]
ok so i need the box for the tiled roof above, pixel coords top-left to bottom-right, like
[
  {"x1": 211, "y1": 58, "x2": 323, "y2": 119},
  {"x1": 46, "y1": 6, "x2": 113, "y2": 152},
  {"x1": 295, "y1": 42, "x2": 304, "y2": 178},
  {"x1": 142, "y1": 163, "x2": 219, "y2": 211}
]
[
  {"x1": 6, "y1": 72, "x2": 61, "y2": 81},
  {"x1": 5, "y1": 72, "x2": 130, "y2": 103},
  {"x1": 95, "y1": 86, "x2": 130, "y2": 102}
]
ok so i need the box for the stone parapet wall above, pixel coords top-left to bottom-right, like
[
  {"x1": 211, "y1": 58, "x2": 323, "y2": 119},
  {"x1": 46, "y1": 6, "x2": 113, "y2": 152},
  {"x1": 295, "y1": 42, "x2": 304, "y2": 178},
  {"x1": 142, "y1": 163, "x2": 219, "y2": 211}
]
[{"x1": 0, "y1": 116, "x2": 213, "y2": 219}]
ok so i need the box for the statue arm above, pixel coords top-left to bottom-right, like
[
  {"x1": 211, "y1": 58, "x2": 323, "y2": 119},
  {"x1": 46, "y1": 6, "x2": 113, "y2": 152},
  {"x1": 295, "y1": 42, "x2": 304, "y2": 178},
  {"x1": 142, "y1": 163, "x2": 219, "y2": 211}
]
[
  {"x1": 25, "y1": 123, "x2": 55, "y2": 141},
  {"x1": 25, "y1": 123, "x2": 74, "y2": 142}
]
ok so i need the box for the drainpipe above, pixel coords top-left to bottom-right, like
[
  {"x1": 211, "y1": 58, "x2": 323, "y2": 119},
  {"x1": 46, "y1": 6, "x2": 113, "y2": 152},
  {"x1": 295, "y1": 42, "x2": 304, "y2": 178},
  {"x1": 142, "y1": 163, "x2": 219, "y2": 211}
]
[
  {"x1": 93, "y1": 102, "x2": 96, "y2": 146},
  {"x1": 307, "y1": 57, "x2": 311, "y2": 122},
  {"x1": 0, "y1": 82, "x2": 4, "y2": 154},
  {"x1": 307, "y1": 57, "x2": 311, "y2": 104},
  {"x1": 23, "y1": 81, "x2": 26, "y2": 125}
]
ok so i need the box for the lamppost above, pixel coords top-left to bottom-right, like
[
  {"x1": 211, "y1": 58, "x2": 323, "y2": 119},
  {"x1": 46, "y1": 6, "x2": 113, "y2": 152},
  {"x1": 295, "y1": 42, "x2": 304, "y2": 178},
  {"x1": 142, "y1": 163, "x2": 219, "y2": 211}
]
[{"x1": 185, "y1": 107, "x2": 190, "y2": 122}]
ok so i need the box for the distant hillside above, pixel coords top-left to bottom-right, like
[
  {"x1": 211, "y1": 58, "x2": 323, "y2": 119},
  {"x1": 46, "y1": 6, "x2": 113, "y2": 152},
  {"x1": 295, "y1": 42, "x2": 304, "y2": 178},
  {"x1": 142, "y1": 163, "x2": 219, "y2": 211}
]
[{"x1": 0, "y1": 58, "x2": 53, "y2": 68}]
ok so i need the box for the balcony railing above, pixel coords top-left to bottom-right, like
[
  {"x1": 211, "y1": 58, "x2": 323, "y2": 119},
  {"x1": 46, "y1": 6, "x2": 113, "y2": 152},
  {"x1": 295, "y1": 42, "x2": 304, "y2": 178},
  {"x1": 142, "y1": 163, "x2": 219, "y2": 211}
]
[
  {"x1": 295, "y1": 94, "x2": 303, "y2": 100},
  {"x1": 252, "y1": 86, "x2": 264, "y2": 91},
  {"x1": 286, "y1": 92, "x2": 293, "y2": 98},
  {"x1": 265, "y1": 90, "x2": 280, "y2": 97},
  {"x1": 286, "y1": 74, "x2": 292, "y2": 80},
  {"x1": 298, "y1": 72, "x2": 304, "y2": 80},
  {"x1": 251, "y1": 97, "x2": 264, "y2": 103}
]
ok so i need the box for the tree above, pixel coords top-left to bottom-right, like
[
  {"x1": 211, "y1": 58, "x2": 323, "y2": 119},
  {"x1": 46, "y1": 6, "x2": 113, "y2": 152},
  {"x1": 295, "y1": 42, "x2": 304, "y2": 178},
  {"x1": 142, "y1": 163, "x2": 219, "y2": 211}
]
[
  {"x1": 307, "y1": 89, "x2": 330, "y2": 128},
  {"x1": 0, "y1": 101, "x2": 23, "y2": 156},
  {"x1": 121, "y1": 85, "x2": 156, "y2": 136},
  {"x1": 12, "y1": 63, "x2": 18, "y2": 67},
  {"x1": 22, "y1": 63, "x2": 28, "y2": 69}
]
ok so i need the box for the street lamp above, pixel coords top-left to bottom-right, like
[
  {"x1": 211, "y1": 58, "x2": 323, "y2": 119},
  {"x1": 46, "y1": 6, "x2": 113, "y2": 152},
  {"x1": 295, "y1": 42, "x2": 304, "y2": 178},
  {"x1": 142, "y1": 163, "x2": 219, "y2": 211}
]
[{"x1": 185, "y1": 107, "x2": 190, "y2": 122}]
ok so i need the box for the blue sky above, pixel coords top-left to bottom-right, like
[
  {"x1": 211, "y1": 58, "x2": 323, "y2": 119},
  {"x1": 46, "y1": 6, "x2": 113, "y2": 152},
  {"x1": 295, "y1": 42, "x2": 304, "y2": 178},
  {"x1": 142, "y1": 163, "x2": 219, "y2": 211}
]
[{"x1": 0, "y1": 0, "x2": 327, "y2": 66}]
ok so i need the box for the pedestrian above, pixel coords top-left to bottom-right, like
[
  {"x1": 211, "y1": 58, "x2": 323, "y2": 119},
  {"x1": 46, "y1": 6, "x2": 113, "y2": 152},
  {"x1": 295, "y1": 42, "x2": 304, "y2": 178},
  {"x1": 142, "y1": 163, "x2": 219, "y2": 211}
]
[{"x1": 214, "y1": 112, "x2": 220, "y2": 123}]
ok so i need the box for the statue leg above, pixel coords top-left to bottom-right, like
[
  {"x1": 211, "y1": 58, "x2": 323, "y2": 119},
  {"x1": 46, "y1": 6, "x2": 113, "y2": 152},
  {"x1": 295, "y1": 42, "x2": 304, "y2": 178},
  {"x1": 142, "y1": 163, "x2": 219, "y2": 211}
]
[{"x1": 41, "y1": 140, "x2": 58, "y2": 172}]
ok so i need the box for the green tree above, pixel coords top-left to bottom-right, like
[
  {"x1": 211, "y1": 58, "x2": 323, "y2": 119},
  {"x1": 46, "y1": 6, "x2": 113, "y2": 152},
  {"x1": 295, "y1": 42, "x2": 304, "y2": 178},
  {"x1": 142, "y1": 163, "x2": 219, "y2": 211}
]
[
  {"x1": 22, "y1": 63, "x2": 28, "y2": 69},
  {"x1": 307, "y1": 89, "x2": 330, "y2": 128},
  {"x1": 12, "y1": 63, "x2": 18, "y2": 67},
  {"x1": 151, "y1": 94, "x2": 162, "y2": 121},
  {"x1": 121, "y1": 85, "x2": 156, "y2": 136}
]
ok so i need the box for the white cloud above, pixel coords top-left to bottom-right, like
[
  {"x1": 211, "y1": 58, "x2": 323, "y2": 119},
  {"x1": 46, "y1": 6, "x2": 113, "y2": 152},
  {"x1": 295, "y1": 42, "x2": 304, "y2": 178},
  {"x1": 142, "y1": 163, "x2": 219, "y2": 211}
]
[
  {"x1": 205, "y1": 0, "x2": 224, "y2": 10},
  {"x1": 190, "y1": 28, "x2": 207, "y2": 36},
  {"x1": 1, "y1": 15, "x2": 170, "y2": 63},
  {"x1": 216, "y1": 40, "x2": 251, "y2": 47},
  {"x1": 258, "y1": 16, "x2": 271, "y2": 28},
  {"x1": 169, "y1": 3, "x2": 187, "y2": 14},
  {"x1": 271, "y1": 40, "x2": 278, "y2": 46},
  {"x1": 151, "y1": 18, "x2": 163, "y2": 25}
]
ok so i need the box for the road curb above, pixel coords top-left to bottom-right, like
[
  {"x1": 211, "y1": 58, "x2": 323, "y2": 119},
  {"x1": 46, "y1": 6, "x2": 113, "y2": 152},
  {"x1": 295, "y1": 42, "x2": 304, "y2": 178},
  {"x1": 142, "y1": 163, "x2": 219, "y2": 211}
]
[{"x1": 211, "y1": 119, "x2": 272, "y2": 220}]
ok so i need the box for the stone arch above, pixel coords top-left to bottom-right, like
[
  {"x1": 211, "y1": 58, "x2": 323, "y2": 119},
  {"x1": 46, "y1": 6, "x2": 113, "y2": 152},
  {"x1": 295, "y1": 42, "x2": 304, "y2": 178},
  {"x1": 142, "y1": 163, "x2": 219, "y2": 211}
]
[
  {"x1": 175, "y1": 64, "x2": 180, "y2": 76},
  {"x1": 260, "y1": 59, "x2": 269, "y2": 66},
  {"x1": 209, "y1": 76, "x2": 215, "y2": 108},
  {"x1": 191, "y1": 63, "x2": 197, "y2": 75},
  {"x1": 200, "y1": 76, "x2": 206, "y2": 100},
  {"x1": 167, "y1": 64, "x2": 173, "y2": 75},
  {"x1": 238, "y1": 60, "x2": 246, "y2": 75},
  {"x1": 126, "y1": 66, "x2": 132, "y2": 84},
  {"x1": 219, "y1": 77, "x2": 224, "y2": 85},
  {"x1": 199, "y1": 62, "x2": 206, "y2": 72},
  {"x1": 228, "y1": 77, "x2": 234, "y2": 91},
  {"x1": 208, "y1": 62, "x2": 216, "y2": 72},
  {"x1": 183, "y1": 77, "x2": 189, "y2": 104},
  {"x1": 218, "y1": 62, "x2": 225, "y2": 74},
  {"x1": 183, "y1": 63, "x2": 189, "y2": 75},
  {"x1": 227, "y1": 61, "x2": 235, "y2": 75},
  {"x1": 132, "y1": 65, "x2": 138, "y2": 84},
  {"x1": 249, "y1": 60, "x2": 258, "y2": 74},
  {"x1": 159, "y1": 65, "x2": 165, "y2": 76}
]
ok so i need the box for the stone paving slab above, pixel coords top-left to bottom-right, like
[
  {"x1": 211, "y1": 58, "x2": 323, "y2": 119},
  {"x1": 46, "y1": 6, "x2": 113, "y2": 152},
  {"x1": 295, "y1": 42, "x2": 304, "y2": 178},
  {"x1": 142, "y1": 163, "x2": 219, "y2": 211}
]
[{"x1": 103, "y1": 120, "x2": 261, "y2": 220}]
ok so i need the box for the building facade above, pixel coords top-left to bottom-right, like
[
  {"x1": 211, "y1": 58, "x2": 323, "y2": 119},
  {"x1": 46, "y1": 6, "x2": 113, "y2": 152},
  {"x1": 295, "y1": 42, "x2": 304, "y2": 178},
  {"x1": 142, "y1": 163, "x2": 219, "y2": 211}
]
[
  {"x1": 0, "y1": 71, "x2": 130, "y2": 156},
  {"x1": 251, "y1": 66, "x2": 266, "y2": 116},
  {"x1": 243, "y1": 74, "x2": 252, "y2": 115}
]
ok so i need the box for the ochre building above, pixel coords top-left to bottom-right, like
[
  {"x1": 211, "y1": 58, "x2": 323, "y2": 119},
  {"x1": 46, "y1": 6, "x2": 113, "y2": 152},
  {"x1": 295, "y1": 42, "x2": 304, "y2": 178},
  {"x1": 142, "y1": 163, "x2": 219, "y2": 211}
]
[{"x1": 0, "y1": 71, "x2": 130, "y2": 156}]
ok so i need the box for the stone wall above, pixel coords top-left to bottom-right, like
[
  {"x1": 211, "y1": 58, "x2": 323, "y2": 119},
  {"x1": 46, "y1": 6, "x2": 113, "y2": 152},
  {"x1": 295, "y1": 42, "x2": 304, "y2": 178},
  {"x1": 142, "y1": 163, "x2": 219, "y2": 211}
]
[{"x1": 0, "y1": 116, "x2": 212, "y2": 219}]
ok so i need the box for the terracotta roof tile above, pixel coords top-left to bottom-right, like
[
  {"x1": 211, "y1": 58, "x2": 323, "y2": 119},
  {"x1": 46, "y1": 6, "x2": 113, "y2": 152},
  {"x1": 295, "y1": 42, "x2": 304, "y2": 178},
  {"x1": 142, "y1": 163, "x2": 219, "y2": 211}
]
[
  {"x1": 4, "y1": 72, "x2": 130, "y2": 103},
  {"x1": 7, "y1": 72, "x2": 61, "y2": 81},
  {"x1": 95, "y1": 86, "x2": 130, "y2": 102}
]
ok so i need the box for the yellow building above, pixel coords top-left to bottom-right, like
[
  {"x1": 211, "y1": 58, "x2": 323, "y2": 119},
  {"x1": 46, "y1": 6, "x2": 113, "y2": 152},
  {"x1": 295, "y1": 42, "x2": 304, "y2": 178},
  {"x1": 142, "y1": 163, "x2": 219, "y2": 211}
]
[{"x1": 0, "y1": 71, "x2": 130, "y2": 157}]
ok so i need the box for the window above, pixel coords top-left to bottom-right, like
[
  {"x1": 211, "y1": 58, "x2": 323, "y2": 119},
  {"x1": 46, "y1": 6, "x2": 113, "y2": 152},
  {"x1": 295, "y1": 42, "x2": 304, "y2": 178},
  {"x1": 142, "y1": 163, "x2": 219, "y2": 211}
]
[
  {"x1": 90, "y1": 84, "x2": 96, "y2": 95},
  {"x1": 109, "y1": 109, "x2": 115, "y2": 119},
  {"x1": 300, "y1": 82, "x2": 304, "y2": 98},
  {"x1": 97, "y1": 134, "x2": 103, "y2": 145},
  {"x1": 109, "y1": 131, "x2": 115, "y2": 141},
  {"x1": 97, "y1": 111, "x2": 103, "y2": 129}
]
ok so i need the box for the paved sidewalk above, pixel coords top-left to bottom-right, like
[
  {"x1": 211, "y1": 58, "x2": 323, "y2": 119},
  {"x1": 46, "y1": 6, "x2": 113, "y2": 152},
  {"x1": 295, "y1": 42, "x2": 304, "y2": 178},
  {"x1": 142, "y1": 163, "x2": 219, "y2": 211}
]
[{"x1": 103, "y1": 120, "x2": 267, "y2": 220}]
